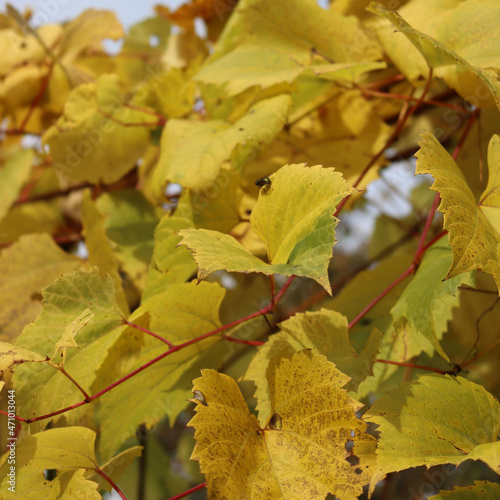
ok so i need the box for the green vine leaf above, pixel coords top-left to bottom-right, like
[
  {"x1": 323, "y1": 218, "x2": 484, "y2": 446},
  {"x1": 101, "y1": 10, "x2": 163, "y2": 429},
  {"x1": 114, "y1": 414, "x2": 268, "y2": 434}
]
[
  {"x1": 365, "y1": 374, "x2": 500, "y2": 491},
  {"x1": 179, "y1": 163, "x2": 354, "y2": 293},
  {"x1": 416, "y1": 132, "x2": 500, "y2": 291},
  {"x1": 97, "y1": 281, "x2": 226, "y2": 461},
  {"x1": 391, "y1": 241, "x2": 475, "y2": 362},
  {"x1": 13, "y1": 268, "x2": 125, "y2": 431}
]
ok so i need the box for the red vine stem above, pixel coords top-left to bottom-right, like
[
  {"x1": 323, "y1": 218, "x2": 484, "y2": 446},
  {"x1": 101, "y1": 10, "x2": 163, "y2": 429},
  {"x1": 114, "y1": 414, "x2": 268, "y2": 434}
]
[
  {"x1": 348, "y1": 88, "x2": 481, "y2": 331},
  {"x1": 58, "y1": 366, "x2": 91, "y2": 401},
  {"x1": 348, "y1": 264, "x2": 415, "y2": 330},
  {"x1": 335, "y1": 68, "x2": 435, "y2": 215},
  {"x1": 223, "y1": 335, "x2": 265, "y2": 346},
  {"x1": 452, "y1": 108, "x2": 480, "y2": 161},
  {"x1": 459, "y1": 336, "x2": 500, "y2": 369},
  {"x1": 124, "y1": 320, "x2": 174, "y2": 347},
  {"x1": 93, "y1": 466, "x2": 128, "y2": 500},
  {"x1": 5, "y1": 276, "x2": 296, "y2": 424},
  {"x1": 359, "y1": 87, "x2": 466, "y2": 112},
  {"x1": 166, "y1": 482, "x2": 206, "y2": 500},
  {"x1": 375, "y1": 359, "x2": 446, "y2": 374}
]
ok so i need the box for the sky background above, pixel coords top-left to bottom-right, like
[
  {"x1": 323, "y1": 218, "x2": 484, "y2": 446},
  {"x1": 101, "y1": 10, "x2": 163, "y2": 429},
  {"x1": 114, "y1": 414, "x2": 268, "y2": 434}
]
[
  {"x1": 3, "y1": 1, "x2": 329, "y2": 28},
  {"x1": 2, "y1": 0, "x2": 185, "y2": 27}
]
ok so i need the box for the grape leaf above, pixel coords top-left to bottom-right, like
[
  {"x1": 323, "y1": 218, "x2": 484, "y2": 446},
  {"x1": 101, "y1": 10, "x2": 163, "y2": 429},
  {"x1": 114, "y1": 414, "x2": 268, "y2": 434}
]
[
  {"x1": 50, "y1": 308, "x2": 94, "y2": 366},
  {"x1": 189, "y1": 349, "x2": 375, "y2": 500},
  {"x1": 179, "y1": 163, "x2": 354, "y2": 293},
  {"x1": 43, "y1": 74, "x2": 156, "y2": 184},
  {"x1": 0, "y1": 341, "x2": 47, "y2": 377},
  {"x1": 12, "y1": 268, "x2": 125, "y2": 431},
  {"x1": 415, "y1": 132, "x2": 500, "y2": 291},
  {"x1": 245, "y1": 309, "x2": 381, "y2": 423},
  {"x1": 430, "y1": 481, "x2": 500, "y2": 499},
  {"x1": 152, "y1": 94, "x2": 291, "y2": 193},
  {"x1": 244, "y1": 89, "x2": 393, "y2": 184},
  {"x1": 0, "y1": 427, "x2": 136, "y2": 498},
  {"x1": 368, "y1": 1, "x2": 500, "y2": 109},
  {"x1": 0, "y1": 233, "x2": 82, "y2": 343},
  {"x1": 59, "y1": 10, "x2": 124, "y2": 65},
  {"x1": 81, "y1": 190, "x2": 129, "y2": 314},
  {"x1": 85, "y1": 446, "x2": 143, "y2": 492},
  {"x1": 365, "y1": 374, "x2": 500, "y2": 489},
  {"x1": 391, "y1": 241, "x2": 475, "y2": 362},
  {"x1": 143, "y1": 208, "x2": 197, "y2": 299},
  {"x1": 97, "y1": 281, "x2": 227, "y2": 461},
  {"x1": 0, "y1": 149, "x2": 33, "y2": 223},
  {"x1": 94, "y1": 189, "x2": 160, "y2": 291},
  {"x1": 479, "y1": 134, "x2": 500, "y2": 232},
  {"x1": 195, "y1": 0, "x2": 381, "y2": 95}
]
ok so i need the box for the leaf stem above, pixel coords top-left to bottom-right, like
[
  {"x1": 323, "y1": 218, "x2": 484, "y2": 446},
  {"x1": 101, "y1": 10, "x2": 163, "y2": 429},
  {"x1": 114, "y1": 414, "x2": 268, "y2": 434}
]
[
  {"x1": 93, "y1": 466, "x2": 128, "y2": 500},
  {"x1": 223, "y1": 335, "x2": 265, "y2": 346},
  {"x1": 58, "y1": 366, "x2": 91, "y2": 401},
  {"x1": 335, "y1": 68, "x2": 434, "y2": 215},
  {"x1": 452, "y1": 107, "x2": 480, "y2": 161},
  {"x1": 375, "y1": 358, "x2": 445, "y2": 374},
  {"x1": 124, "y1": 320, "x2": 174, "y2": 348},
  {"x1": 348, "y1": 263, "x2": 415, "y2": 330},
  {"x1": 18, "y1": 275, "x2": 296, "y2": 424},
  {"x1": 359, "y1": 87, "x2": 466, "y2": 112},
  {"x1": 270, "y1": 275, "x2": 276, "y2": 310},
  {"x1": 413, "y1": 193, "x2": 441, "y2": 265},
  {"x1": 166, "y1": 482, "x2": 206, "y2": 500},
  {"x1": 459, "y1": 336, "x2": 500, "y2": 369}
]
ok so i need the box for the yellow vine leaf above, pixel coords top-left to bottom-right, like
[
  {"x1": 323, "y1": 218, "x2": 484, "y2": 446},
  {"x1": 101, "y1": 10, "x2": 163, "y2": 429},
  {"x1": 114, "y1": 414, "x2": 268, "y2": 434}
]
[
  {"x1": 152, "y1": 94, "x2": 291, "y2": 194},
  {"x1": 43, "y1": 74, "x2": 156, "y2": 184},
  {"x1": 12, "y1": 268, "x2": 125, "y2": 431},
  {"x1": 415, "y1": 132, "x2": 500, "y2": 291},
  {"x1": 430, "y1": 481, "x2": 500, "y2": 499},
  {"x1": 195, "y1": 0, "x2": 382, "y2": 96},
  {"x1": 368, "y1": 1, "x2": 500, "y2": 109},
  {"x1": 179, "y1": 163, "x2": 354, "y2": 293},
  {"x1": 97, "y1": 281, "x2": 227, "y2": 461},
  {"x1": 244, "y1": 309, "x2": 381, "y2": 423},
  {"x1": 189, "y1": 349, "x2": 375, "y2": 500},
  {"x1": 0, "y1": 149, "x2": 33, "y2": 224},
  {"x1": 0, "y1": 427, "x2": 139, "y2": 498},
  {"x1": 81, "y1": 190, "x2": 129, "y2": 314},
  {"x1": 0, "y1": 233, "x2": 82, "y2": 343},
  {"x1": 0, "y1": 341, "x2": 47, "y2": 377},
  {"x1": 365, "y1": 374, "x2": 500, "y2": 492}
]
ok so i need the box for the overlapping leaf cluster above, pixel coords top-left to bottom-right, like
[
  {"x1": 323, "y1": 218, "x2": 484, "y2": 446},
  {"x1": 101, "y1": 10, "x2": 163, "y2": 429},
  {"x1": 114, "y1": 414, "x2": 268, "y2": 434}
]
[{"x1": 1, "y1": 0, "x2": 500, "y2": 498}]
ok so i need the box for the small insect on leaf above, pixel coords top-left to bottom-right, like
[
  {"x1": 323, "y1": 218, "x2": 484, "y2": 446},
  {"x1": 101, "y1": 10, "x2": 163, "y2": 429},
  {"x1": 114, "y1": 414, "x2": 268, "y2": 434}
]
[{"x1": 255, "y1": 176, "x2": 271, "y2": 189}]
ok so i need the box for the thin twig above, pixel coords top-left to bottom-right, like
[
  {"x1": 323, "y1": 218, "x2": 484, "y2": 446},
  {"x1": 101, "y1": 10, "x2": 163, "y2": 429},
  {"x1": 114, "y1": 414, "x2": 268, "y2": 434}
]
[{"x1": 166, "y1": 482, "x2": 206, "y2": 500}]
